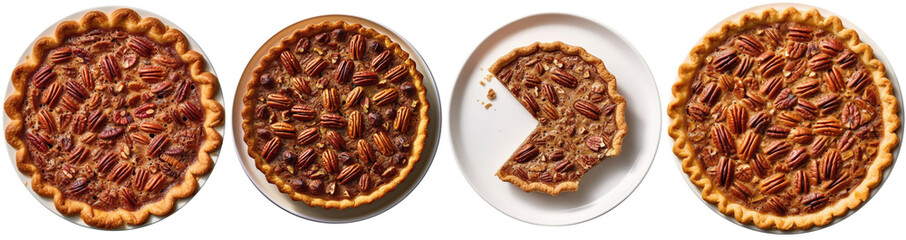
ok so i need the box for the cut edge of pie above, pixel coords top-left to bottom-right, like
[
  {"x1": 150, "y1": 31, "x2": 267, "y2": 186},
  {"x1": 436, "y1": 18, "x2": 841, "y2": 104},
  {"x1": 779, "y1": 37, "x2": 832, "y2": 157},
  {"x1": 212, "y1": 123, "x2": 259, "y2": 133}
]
[
  {"x1": 490, "y1": 42, "x2": 628, "y2": 195},
  {"x1": 240, "y1": 21, "x2": 430, "y2": 209},
  {"x1": 4, "y1": 9, "x2": 224, "y2": 229},
  {"x1": 667, "y1": 7, "x2": 899, "y2": 230}
]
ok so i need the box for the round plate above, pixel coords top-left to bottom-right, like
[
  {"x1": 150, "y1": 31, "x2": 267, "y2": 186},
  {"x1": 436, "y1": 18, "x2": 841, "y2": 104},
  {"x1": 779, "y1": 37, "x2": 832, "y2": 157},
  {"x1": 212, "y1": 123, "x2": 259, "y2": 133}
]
[
  {"x1": 450, "y1": 13, "x2": 660, "y2": 226},
  {"x1": 3, "y1": 6, "x2": 225, "y2": 230},
  {"x1": 232, "y1": 14, "x2": 441, "y2": 223},
  {"x1": 672, "y1": 3, "x2": 903, "y2": 233}
]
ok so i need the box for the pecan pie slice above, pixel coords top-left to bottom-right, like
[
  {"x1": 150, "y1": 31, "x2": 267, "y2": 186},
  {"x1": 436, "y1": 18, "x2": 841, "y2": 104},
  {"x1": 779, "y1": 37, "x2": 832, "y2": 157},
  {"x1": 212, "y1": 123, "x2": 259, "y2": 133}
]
[
  {"x1": 5, "y1": 9, "x2": 223, "y2": 228},
  {"x1": 241, "y1": 21, "x2": 429, "y2": 209},
  {"x1": 489, "y1": 42, "x2": 627, "y2": 195},
  {"x1": 668, "y1": 7, "x2": 898, "y2": 230}
]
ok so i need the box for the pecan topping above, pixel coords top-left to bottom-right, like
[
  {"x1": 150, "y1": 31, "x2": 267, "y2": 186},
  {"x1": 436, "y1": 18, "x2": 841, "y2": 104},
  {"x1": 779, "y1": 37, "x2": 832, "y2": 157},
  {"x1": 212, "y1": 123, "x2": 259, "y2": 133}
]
[
  {"x1": 764, "y1": 141, "x2": 791, "y2": 161},
  {"x1": 337, "y1": 164, "x2": 363, "y2": 184},
  {"x1": 819, "y1": 149, "x2": 841, "y2": 182},
  {"x1": 787, "y1": 26, "x2": 813, "y2": 42},
  {"x1": 41, "y1": 81, "x2": 63, "y2": 105},
  {"x1": 766, "y1": 125, "x2": 790, "y2": 138},
  {"x1": 148, "y1": 134, "x2": 169, "y2": 157},
  {"x1": 574, "y1": 100, "x2": 601, "y2": 120},
  {"x1": 266, "y1": 93, "x2": 292, "y2": 110},
  {"x1": 541, "y1": 103, "x2": 559, "y2": 120},
  {"x1": 819, "y1": 38, "x2": 844, "y2": 56},
  {"x1": 710, "y1": 124, "x2": 735, "y2": 154},
  {"x1": 86, "y1": 110, "x2": 106, "y2": 131},
  {"x1": 66, "y1": 178, "x2": 89, "y2": 195},
  {"x1": 784, "y1": 59, "x2": 807, "y2": 80},
  {"x1": 333, "y1": 60, "x2": 354, "y2": 83},
  {"x1": 726, "y1": 104, "x2": 747, "y2": 134},
  {"x1": 747, "y1": 112, "x2": 770, "y2": 133},
  {"x1": 320, "y1": 114, "x2": 346, "y2": 129},
  {"x1": 847, "y1": 70, "x2": 870, "y2": 92},
  {"x1": 586, "y1": 136, "x2": 606, "y2": 152},
  {"x1": 729, "y1": 181, "x2": 754, "y2": 199},
  {"x1": 296, "y1": 148, "x2": 316, "y2": 168},
  {"x1": 324, "y1": 130, "x2": 344, "y2": 150},
  {"x1": 261, "y1": 137, "x2": 281, "y2": 161},
  {"x1": 735, "y1": 35, "x2": 764, "y2": 55},
  {"x1": 303, "y1": 56, "x2": 327, "y2": 77},
  {"x1": 523, "y1": 73, "x2": 541, "y2": 88},
  {"x1": 356, "y1": 140, "x2": 375, "y2": 164},
  {"x1": 554, "y1": 160, "x2": 572, "y2": 172},
  {"x1": 808, "y1": 53, "x2": 833, "y2": 72},
  {"x1": 757, "y1": 51, "x2": 784, "y2": 77},
  {"x1": 127, "y1": 37, "x2": 155, "y2": 57},
  {"x1": 270, "y1": 122, "x2": 297, "y2": 139},
  {"x1": 801, "y1": 193, "x2": 828, "y2": 212},
  {"x1": 291, "y1": 105, "x2": 316, "y2": 121},
  {"x1": 37, "y1": 110, "x2": 56, "y2": 134},
  {"x1": 180, "y1": 102, "x2": 203, "y2": 122},
  {"x1": 786, "y1": 42, "x2": 807, "y2": 59},
  {"x1": 550, "y1": 69, "x2": 578, "y2": 88},
  {"x1": 371, "y1": 50, "x2": 392, "y2": 71},
  {"x1": 373, "y1": 131, "x2": 395, "y2": 156},
  {"x1": 349, "y1": 35, "x2": 365, "y2": 60},
  {"x1": 138, "y1": 65, "x2": 164, "y2": 83},
  {"x1": 816, "y1": 94, "x2": 841, "y2": 113},
  {"x1": 96, "y1": 151, "x2": 118, "y2": 174},
  {"x1": 384, "y1": 65, "x2": 408, "y2": 83},
  {"x1": 344, "y1": 87, "x2": 365, "y2": 109},
  {"x1": 152, "y1": 55, "x2": 181, "y2": 68},
  {"x1": 291, "y1": 77, "x2": 312, "y2": 95},
  {"x1": 792, "y1": 170, "x2": 809, "y2": 194},
  {"x1": 835, "y1": 51, "x2": 857, "y2": 69},
  {"x1": 134, "y1": 103, "x2": 157, "y2": 119},
  {"x1": 321, "y1": 149, "x2": 339, "y2": 174},
  {"x1": 711, "y1": 50, "x2": 739, "y2": 72},
  {"x1": 791, "y1": 127, "x2": 814, "y2": 144},
  {"x1": 32, "y1": 65, "x2": 56, "y2": 88},
  {"x1": 394, "y1": 107, "x2": 412, "y2": 133},
  {"x1": 776, "y1": 112, "x2": 803, "y2": 127},
  {"x1": 794, "y1": 99, "x2": 818, "y2": 120},
  {"x1": 698, "y1": 82, "x2": 720, "y2": 105},
  {"x1": 372, "y1": 88, "x2": 398, "y2": 106},
  {"x1": 139, "y1": 121, "x2": 166, "y2": 134},
  {"x1": 65, "y1": 81, "x2": 89, "y2": 102},
  {"x1": 67, "y1": 146, "x2": 89, "y2": 164},
  {"x1": 280, "y1": 51, "x2": 301, "y2": 75},
  {"x1": 716, "y1": 157, "x2": 733, "y2": 187},
  {"x1": 760, "y1": 76, "x2": 784, "y2": 99},
  {"x1": 352, "y1": 71, "x2": 379, "y2": 86},
  {"x1": 108, "y1": 162, "x2": 134, "y2": 183},
  {"x1": 100, "y1": 55, "x2": 120, "y2": 81},
  {"x1": 540, "y1": 84, "x2": 558, "y2": 105},
  {"x1": 785, "y1": 148, "x2": 809, "y2": 169},
  {"x1": 825, "y1": 172, "x2": 851, "y2": 195},
  {"x1": 512, "y1": 143, "x2": 539, "y2": 163},
  {"x1": 296, "y1": 127, "x2": 319, "y2": 146},
  {"x1": 521, "y1": 95, "x2": 540, "y2": 116},
  {"x1": 792, "y1": 79, "x2": 819, "y2": 97},
  {"x1": 814, "y1": 118, "x2": 843, "y2": 136},
  {"x1": 151, "y1": 81, "x2": 173, "y2": 96},
  {"x1": 737, "y1": 132, "x2": 760, "y2": 161},
  {"x1": 321, "y1": 88, "x2": 339, "y2": 112},
  {"x1": 686, "y1": 103, "x2": 709, "y2": 121},
  {"x1": 48, "y1": 47, "x2": 73, "y2": 63},
  {"x1": 98, "y1": 126, "x2": 124, "y2": 139},
  {"x1": 759, "y1": 173, "x2": 789, "y2": 195},
  {"x1": 119, "y1": 188, "x2": 137, "y2": 209},
  {"x1": 733, "y1": 56, "x2": 754, "y2": 77},
  {"x1": 750, "y1": 155, "x2": 770, "y2": 178}
]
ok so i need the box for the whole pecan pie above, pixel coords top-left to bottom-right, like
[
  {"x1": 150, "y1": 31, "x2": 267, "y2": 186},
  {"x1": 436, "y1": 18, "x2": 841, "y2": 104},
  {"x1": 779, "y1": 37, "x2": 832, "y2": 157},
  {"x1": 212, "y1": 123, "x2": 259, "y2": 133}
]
[
  {"x1": 489, "y1": 42, "x2": 627, "y2": 195},
  {"x1": 668, "y1": 7, "x2": 898, "y2": 229},
  {"x1": 5, "y1": 9, "x2": 223, "y2": 228},
  {"x1": 241, "y1": 21, "x2": 429, "y2": 209}
]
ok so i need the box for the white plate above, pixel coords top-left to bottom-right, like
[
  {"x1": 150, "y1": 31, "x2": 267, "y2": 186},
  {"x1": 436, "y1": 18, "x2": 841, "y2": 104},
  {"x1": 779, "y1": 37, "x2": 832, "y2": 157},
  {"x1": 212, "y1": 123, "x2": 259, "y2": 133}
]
[
  {"x1": 232, "y1": 15, "x2": 441, "y2": 223},
  {"x1": 673, "y1": 3, "x2": 903, "y2": 233},
  {"x1": 3, "y1": 6, "x2": 225, "y2": 230},
  {"x1": 450, "y1": 13, "x2": 660, "y2": 226}
]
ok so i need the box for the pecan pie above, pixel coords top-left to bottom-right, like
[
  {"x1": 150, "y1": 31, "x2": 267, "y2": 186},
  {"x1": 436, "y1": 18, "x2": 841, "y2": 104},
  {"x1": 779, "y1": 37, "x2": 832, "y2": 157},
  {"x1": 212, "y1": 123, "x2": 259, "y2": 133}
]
[
  {"x1": 241, "y1": 21, "x2": 429, "y2": 209},
  {"x1": 668, "y1": 8, "x2": 898, "y2": 229},
  {"x1": 489, "y1": 42, "x2": 627, "y2": 195},
  {"x1": 5, "y1": 9, "x2": 223, "y2": 228}
]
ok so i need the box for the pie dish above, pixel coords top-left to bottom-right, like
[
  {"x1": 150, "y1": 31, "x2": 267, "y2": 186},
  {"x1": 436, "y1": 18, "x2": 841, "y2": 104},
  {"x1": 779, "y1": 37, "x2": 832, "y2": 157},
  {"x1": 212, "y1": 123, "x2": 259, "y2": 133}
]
[
  {"x1": 668, "y1": 7, "x2": 898, "y2": 229},
  {"x1": 5, "y1": 9, "x2": 223, "y2": 228},
  {"x1": 241, "y1": 21, "x2": 429, "y2": 209},
  {"x1": 489, "y1": 42, "x2": 627, "y2": 195}
]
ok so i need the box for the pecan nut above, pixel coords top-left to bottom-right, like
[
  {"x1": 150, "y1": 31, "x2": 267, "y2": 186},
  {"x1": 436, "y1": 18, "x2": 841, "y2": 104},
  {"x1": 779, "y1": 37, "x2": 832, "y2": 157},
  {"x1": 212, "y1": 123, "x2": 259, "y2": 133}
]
[
  {"x1": 550, "y1": 69, "x2": 578, "y2": 88},
  {"x1": 352, "y1": 71, "x2": 379, "y2": 86},
  {"x1": 321, "y1": 88, "x2": 340, "y2": 112},
  {"x1": 321, "y1": 149, "x2": 339, "y2": 174},
  {"x1": 573, "y1": 100, "x2": 601, "y2": 120},
  {"x1": 373, "y1": 131, "x2": 395, "y2": 156},
  {"x1": 371, "y1": 50, "x2": 392, "y2": 71},
  {"x1": 270, "y1": 122, "x2": 297, "y2": 139},
  {"x1": 357, "y1": 139, "x2": 375, "y2": 164},
  {"x1": 334, "y1": 60, "x2": 354, "y2": 84},
  {"x1": 337, "y1": 164, "x2": 363, "y2": 184},
  {"x1": 512, "y1": 143, "x2": 539, "y2": 163},
  {"x1": 266, "y1": 93, "x2": 292, "y2": 110},
  {"x1": 324, "y1": 130, "x2": 345, "y2": 150},
  {"x1": 261, "y1": 137, "x2": 281, "y2": 161},
  {"x1": 371, "y1": 88, "x2": 399, "y2": 106},
  {"x1": 384, "y1": 65, "x2": 408, "y2": 83},
  {"x1": 393, "y1": 106, "x2": 412, "y2": 133},
  {"x1": 296, "y1": 127, "x2": 319, "y2": 146},
  {"x1": 303, "y1": 56, "x2": 327, "y2": 77},
  {"x1": 291, "y1": 105, "x2": 316, "y2": 121},
  {"x1": 759, "y1": 173, "x2": 789, "y2": 195},
  {"x1": 320, "y1": 114, "x2": 347, "y2": 129}
]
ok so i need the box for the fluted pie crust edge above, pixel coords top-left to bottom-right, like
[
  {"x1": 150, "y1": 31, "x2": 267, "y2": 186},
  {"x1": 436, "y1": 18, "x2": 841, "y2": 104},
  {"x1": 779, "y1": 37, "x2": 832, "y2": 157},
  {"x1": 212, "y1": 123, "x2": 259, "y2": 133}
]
[
  {"x1": 241, "y1": 21, "x2": 429, "y2": 209},
  {"x1": 667, "y1": 7, "x2": 899, "y2": 230},
  {"x1": 4, "y1": 9, "x2": 224, "y2": 229}
]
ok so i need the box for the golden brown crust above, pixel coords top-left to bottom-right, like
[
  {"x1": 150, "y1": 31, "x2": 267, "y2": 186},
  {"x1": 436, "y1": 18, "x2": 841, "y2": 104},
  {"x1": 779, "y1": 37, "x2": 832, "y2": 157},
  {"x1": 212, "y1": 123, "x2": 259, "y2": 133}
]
[
  {"x1": 668, "y1": 7, "x2": 898, "y2": 230},
  {"x1": 4, "y1": 8, "x2": 223, "y2": 229},
  {"x1": 241, "y1": 21, "x2": 429, "y2": 209},
  {"x1": 490, "y1": 42, "x2": 627, "y2": 195}
]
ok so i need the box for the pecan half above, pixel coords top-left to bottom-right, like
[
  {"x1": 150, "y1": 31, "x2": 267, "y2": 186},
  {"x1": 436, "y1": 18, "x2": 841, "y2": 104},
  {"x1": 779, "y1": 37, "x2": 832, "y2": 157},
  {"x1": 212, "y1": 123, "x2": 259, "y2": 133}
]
[
  {"x1": 801, "y1": 192, "x2": 828, "y2": 212},
  {"x1": 825, "y1": 172, "x2": 851, "y2": 195},
  {"x1": 512, "y1": 143, "x2": 539, "y2": 163},
  {"x1": 138, "y1": 65, "x2": 164, "y2": 83},
  {"x1": 794, "y1": 99, "x2": 818, "y2": 120},
  {"x1": 819, "y1": 38, "x2": 844, "y2": 56},
  {"x1": 384, "y1": 65, "x2": 408, "y2": 83},
  {"x1": 108, "y1": 162, "x2": 134, "y2": 183},
  {"x1": 748, "y1": 112, "x2": 770, "y2": 133},
  {"x1": 96, "y1": 152, "x2": 118, "y2": 174},
  {"x1": 686, "y1": 103, "x2": 710, "y2": 121},
  {"x1": 98, "y1": 126, "x2": 124, "y2": 139},
  {"x1": 786, "y1": 42, "x2": 807, "y2": 59},
  {"x1": 550, "y1": 69, "x2": 578, "y2": 88},
  {"x1": 792, "y1": 79, "x2": 820, "y2": 97},
  {"x1": 303, "y1": 56, "x2": 327, "y2": 77},
  {"x1": 66, "y1": 178, "x2": 89, "y2": 195},
  {"x1": 764, "y1": 141, "x2": 791, "y2": 161},
  {"x1": 574, "y1": 100, "x2": 601, "y2": 120},
  {"x1": 119, "y1": 188, "x2": 138, "y2": 209},
  {"x1": 554, "y1": 160, "x2": 572, "y2": 172},
  {"x1": 540, "y1": 84, "x2": 559, "y2": 105},
  {"x1": 48, "y1": 47, "x2": 73, "y2": 64},
  {"x1": 338, "y1": 164, "x2": 363, "y2": 184},
  {"x1": 716, "y1": 157, "x2": 734, "y2": 187},
  {"x1": 151, "y1": 81, "x2": 173, "y2": 96},
  {"x1": 760, "y1": 76, "x2": 784, "y2": 99},
  {"x1": 750, "y1": 155, "x2": 771, "y2": 178},
  {"x1": 86, "y1": 110, "x2": 106, "y2": 131},
  {"x1": 371, "y1": 50, "x2": 392, "y2": 71},
  {"x1": 808, "y1": 53, "x2": 833, "y2": 72},
  {"x1": 270, "y1": 122, "x2": 296, "y2": 139},
  {"x1": 139, "y1": 121, "x2": 166, "y2": 134},
  {"x1": 523, "y1": 73, "x2": 541, "y2": 88},
  {"x1": 816, "y1": 94, "x2": 841, "y2": 113},
  {"x1": 334, "y1": 60, "x2": 354, "y2": 83},
  {"x1": 357, "y1": 139, "x2": 375, "y2": 164},
  {"x1": 792, "y1": 170, "x2": 809, "y2": 194},
  {"x1": 296, "y1": 148, "x2": 316, "y2": 168},
  {"x1": 710, "y1": 124, "x2": 735, "y2": 154},
  {"x1": 148, "y1": 134, "x2": 169, "y2": 157},
  {"x1": 65, "y1": 81, "x2": 89, "y2": 102},
  {"x1": 321, "y1": 149, "x2": 338, "y2": 174},
  {"x1": 291, "y1": 77, "x2": 312, "y2": 95},
  {"x1": 261, "y1": 137, "x2": 281, "y2": 161},
  {"x1": 101, "y1": 55, "x2": 120, "y2": 81},
  {"x1": 757, "y1": 51, "x2": 784, "y2": 77},
  {"x1": 522, "y1": 95, "x2": 540, "y2": 116},
  {"x1": 180, "y1": 102, "x2": 203, "y2": 122},
  {"x1": 836, "y1": 51, "x2": 857, "y2": 69},
  {"x1": 759, "y1": 173, "x2": 789, "y2": 195},
  {"x1": 766, "y1": 125, "x2": 790, "y2": 138},
  {"x1": 814, "y1": 118, "x2": 843, "y2": 136},
  {"x1": 726, "y1": 104, "x2": 747, "y2": 134},
  {"x1": 67, "y1": 145, "x2": 89, "y2": 164},
  {"x1": 787, "y1": 26, "x2": 813, "y2": 42},
  {"x1": 847, "y1": 70, "x2": 870, "y2": 92},
  {"x1": 324, "y1": 130, "x2": 344, "y2": 150},
  {"x1": 32, "y1": 65, "x2": 56, "y2": 88},
  {"x1": 735, "y1": 35, "x2": 763, "y2": 55},
  {"x1": 353, "y1": 71, "x2": 379, "y2": 86},
  {"x1": 344, "y1": 87, "x2": 364, "y2": 109},
  {"x1": 134, "y1": 103, "x2": 157, "y2": 119},
  {"x1": 737, "y1": 132, "x2": 760, "y2": 161},
  {"x1": 730, "y1": 181, "x2": 754, "y2": 199},
  {"x1": 266, "y1": 93, "x2": 292, "y2": 110},
  {"x1": 41, "y1": 81, "x2": 63, "y2": 105},
  {"x1": 349, "y1": 35, "x2": 365, "y2": 60},
  {"x1": 541, "y1": 103, "x2": 559, "y2": 120},
  {"x1": 711, "y1": 50, "x2": 739, "y2": 72},
  {"x1": 373, "y1": 131, "x2": 395, "y2": 156},
  {"x1": 280, "y1": 51, "x2": 301, "y2": 75},
  {"x1": 785, "y1": 148, "x2": 809, "y2": 169},
  {"x1": 320, "y1": 114, "x2": 347, "y2": 129},
  {"x1": 819, "y1": 149, "x2": 841, "y2": 182},
  {"x1": 291, "y1": 105, "x2": 316, "y2": 121},
  {"x1": 36, "y1": 110, "x2": 57, "y2": 134},
  {"x1": 394, "y1": 106, "x2": 412, "y2": 133},
  {"x1": 296, "y1": 127, "x2": 319, "y2": 146},
  {"x1": 698, "y1": 82, "x2": 720, "y2": 105},
  {"x1": 372, "y1": 88, "x2": 399, "y2": 106},
  {"x1": 734, "y1": 56, "x2": 754, "y2": 77},
  {"x1": 321, "y1": 88, "x2": 339, "y2": 112},
  {"x1": 585, "y1": 136, "x2": 606, "y2": 152}
]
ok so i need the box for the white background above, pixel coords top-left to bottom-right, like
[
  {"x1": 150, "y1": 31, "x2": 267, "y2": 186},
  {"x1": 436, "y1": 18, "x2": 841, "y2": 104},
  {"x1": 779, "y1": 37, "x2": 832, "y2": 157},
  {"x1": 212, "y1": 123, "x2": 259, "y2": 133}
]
[{"x1": 1, "y1": 0, "x2": 903, "y2": 238}]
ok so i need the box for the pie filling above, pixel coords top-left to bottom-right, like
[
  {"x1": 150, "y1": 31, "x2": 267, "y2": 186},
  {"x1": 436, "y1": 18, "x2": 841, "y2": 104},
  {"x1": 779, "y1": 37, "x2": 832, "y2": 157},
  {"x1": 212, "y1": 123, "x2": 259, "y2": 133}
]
[
  {"x1": 685, "y1": 23, "x2": 882, "y2": 216},
  {"x1": 24, "y1": 29, "x2": 205, "y2": 211},
  {"x1": 492, "y1": 43, "x2": 624, "y2": 193},
  {"x1": 246, "y1": 26, "x2": 423, "y2": 201}
]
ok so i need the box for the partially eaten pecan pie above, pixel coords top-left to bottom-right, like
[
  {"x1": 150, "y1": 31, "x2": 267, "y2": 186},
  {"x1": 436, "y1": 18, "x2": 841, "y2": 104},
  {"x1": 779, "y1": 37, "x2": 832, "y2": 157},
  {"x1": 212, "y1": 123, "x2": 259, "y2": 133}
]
[
  {"x1": 241, "y1": 21, "x2": 429, "y2": 209},
  {"x1": 5, "y1": 9, "x2": 223, "y2": 228},
  {"x1": 489, "y1": 42, "x2": 627, "y2": 195},
  {"x1": 668, "y1": 7, "x2": 898, "y2": 230}
]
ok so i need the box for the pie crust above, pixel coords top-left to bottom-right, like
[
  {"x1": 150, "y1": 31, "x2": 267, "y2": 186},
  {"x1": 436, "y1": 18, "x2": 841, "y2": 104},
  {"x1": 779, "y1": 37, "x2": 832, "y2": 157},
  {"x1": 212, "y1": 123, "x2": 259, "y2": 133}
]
[
  {"x1": 490, "y1": 42, "x2": 627, "y2": 195},
  {"x1": 241, "y1": 21, "x2": 429, "y2": 209},
  {"x1": 668, "y1": 7, "x2": 898, "y2": 229},
  {"x1": 5, "y1": 9, "x2": 223, "y2": 228}
]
